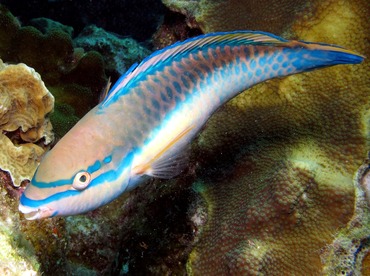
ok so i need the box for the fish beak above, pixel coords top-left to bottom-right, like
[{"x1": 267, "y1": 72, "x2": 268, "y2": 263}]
[{"x1": 18, "y1": 204, "x2": 54, "y2": 220}]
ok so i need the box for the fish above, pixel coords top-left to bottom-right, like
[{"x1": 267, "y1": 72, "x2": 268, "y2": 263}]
[{"x1": 18, "y1": 30, "x2": 364, "y2": 220}]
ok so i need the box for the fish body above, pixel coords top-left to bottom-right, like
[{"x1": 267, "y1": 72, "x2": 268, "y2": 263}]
[{"x1": 19, "y1": 31, "x2": 364, "y2": 219}]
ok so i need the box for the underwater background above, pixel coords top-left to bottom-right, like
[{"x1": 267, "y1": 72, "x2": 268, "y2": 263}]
[{"x1": 0, "y1": 0, "x2": 369, "y2": 275}]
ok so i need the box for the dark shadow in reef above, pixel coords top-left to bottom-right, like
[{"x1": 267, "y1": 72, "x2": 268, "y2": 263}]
[{"x1": 0, "y1": 0, "x2": 166, "y2": 42}]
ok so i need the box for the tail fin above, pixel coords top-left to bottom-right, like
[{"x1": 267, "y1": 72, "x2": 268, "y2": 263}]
[
  {"x1": 285, "y1": 40, "x2": 364, "y2": 72},
  {"x1": 326, "y1": 50, "x2": 364, "y2": 64},
  {"x1": 306, "y1": 41, "x2": 364, "y2": 64}
]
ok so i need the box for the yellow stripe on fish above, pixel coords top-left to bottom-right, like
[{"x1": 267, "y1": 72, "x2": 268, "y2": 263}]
[{"x1": 19, "y1": 30, "x2": 364, "y2": 220}]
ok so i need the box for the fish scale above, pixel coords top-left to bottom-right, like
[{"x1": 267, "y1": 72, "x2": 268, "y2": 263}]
[{"x1": 18, "y1": 30, "x2": 364, "y2": 219}]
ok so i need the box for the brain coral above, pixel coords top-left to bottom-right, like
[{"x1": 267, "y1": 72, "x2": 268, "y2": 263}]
[
  {"x1": 161, "y1": 0, "x2": 370, "y2": 274},
  {"x1": 0, "y1": 59, "x2": 54, "y2": 187}
]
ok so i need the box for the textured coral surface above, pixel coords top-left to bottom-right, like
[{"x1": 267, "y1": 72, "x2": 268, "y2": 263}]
[
  {"x1": 163, "y1": 0, "x2": 308, "y2": 34},
  {"x1": 173, "y1": 0, "x2": 369, "y2": 274},
  {"x1": 0, "y1": 60, "x2": 54, "y2": 187}
]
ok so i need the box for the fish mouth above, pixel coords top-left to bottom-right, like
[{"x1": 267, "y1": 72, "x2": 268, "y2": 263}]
[{"x1": 18, "y1": 204, "x2": 54, "y2": 220}]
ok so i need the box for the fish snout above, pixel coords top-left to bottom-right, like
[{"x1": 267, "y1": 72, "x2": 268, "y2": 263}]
[{"x1": 18, "y1": 204, "x2": 54, "y2": 220}]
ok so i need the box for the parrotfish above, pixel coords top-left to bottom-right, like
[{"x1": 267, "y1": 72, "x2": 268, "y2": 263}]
[{"x1": 19, "y1": 31, "x2": 364, "y2": 220}]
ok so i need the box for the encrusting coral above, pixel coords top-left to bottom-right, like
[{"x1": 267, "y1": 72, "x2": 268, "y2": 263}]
[
  {"x1": 0, "y1": 59, "x2": 54, "y2": 187},
  {"x1": 162, "y1": 0, "x2": 369, "y2": 274}
]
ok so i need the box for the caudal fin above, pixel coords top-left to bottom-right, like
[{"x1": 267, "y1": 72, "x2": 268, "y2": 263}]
[
  {"x1": 284, "y1": 40, "x2": 365, "y2": 73},
  {"x1": 323, "y1": 48, "x2": 364, "y2": 65},
  {"x1": 302, "y1": 40, "x2": 364, "y2": 65}
]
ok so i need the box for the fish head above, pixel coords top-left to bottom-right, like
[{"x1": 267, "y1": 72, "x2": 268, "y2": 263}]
[{"x1": 19, "y1": 109, "x2": 134, "y2": 220}]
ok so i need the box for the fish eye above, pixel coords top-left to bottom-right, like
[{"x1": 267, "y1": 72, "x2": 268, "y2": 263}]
[{"x1": 72, "y1": 171, "x2": 91, "y2": 190}]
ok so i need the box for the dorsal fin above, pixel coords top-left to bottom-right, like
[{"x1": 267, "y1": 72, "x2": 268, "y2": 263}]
[
  {"x1": 99, "y1": 76, "x2": 112, "y2": 103},
  {"x1": 103, "y1": 62, "x2": 138, "y2": 103},
  {"x1": 102, "y1": 31, "x2": 287, "y2": 106}
]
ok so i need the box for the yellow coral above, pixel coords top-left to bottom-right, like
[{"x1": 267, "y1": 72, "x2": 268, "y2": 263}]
[
  {"x1": 0, "y1": 60, "x2": 54, "y2": 187},
  {"x1": 162, "y1": 0, "x2": 370, "y2": 274}
]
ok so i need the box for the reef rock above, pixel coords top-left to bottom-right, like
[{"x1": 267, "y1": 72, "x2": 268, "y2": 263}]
[{"x1": 0, "y1": 60, "x2": 54, "y2": 187}]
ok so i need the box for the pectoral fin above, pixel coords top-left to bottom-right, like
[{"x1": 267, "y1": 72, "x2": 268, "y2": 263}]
[{"x1": 133, "y1": 126, "x2": 194, "y2": 179}]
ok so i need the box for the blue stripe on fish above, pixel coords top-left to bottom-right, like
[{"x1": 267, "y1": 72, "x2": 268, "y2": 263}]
[
  {"x1": 31, "y1": 169, "x2": 73, "y2": 188},
  {"x1": 32, "y1": 160, "x2": 102, "y2": 188},
  {"x1": 20, "y1": 189, "x2": 81, "y2": 207}
]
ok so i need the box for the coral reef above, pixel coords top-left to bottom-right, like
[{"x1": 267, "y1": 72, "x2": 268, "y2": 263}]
[
  {"x1": 320, "y1": 157, "x2": 370, "y2": 275},
  {"x1": 0, "y1": 59, "x2": 54, "y2": 187},
  {"x1": 0, "y1": 5, "x2": 107, "y2": 138},
  {"x1": 0, "y1": 0, "x2": 367, "y2": 274},
  {"x1": 74, "y1": 25, "x2": 151, "y2": 78},
  {"x1": 10, "y1": 25, "x2": 75, "y2": 85},
  {"x1": 152, "y1": 10, "x2": 202, "y2": 49},
  {"x1": 0, "y1": 59, "x2": 53, "y2": 274},
  {"x1": 178, "y1": 0, "x2": 369, "y2": 274},
  {"x1": 0, "y1": 5, "x2": 159, "y2": 138},
  {"x1": 162, "y1": 0, "x2": 309, "y2": 35}
]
